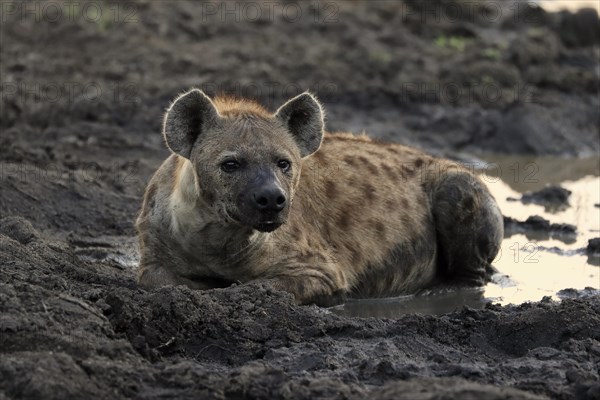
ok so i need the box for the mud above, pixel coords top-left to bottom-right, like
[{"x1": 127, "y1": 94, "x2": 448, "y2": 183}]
[
  {"x1": 503, "y1": 215, "x2": 578, "y2": 244},
  {"x1": 1, "y1": 1, "x2": 600, "y2": 399},
  {"x1": 509, "y1": 185, "x2": 572, "y2": 212},
  {"x1": 1, "y1": 217, "x2": 599, "y2": 399},
  {"x1": 588, "y1": 239, "x2": 600, "y2": 256}
]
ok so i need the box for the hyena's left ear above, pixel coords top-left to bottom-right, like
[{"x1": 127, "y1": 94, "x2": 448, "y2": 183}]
[
  {"x1": 275, "y1": 92, "x2": 324, "y2": 157},
  {"x1": 163, "y1": 88, "x2": 220, "y2": 159}
]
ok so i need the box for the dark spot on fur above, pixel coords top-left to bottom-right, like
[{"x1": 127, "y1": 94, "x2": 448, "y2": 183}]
[
  {"x1": 414, "y1": 158, "x2": 424, "y2": 168},
  {"x1": 338, "y1": 203, "x2": 354, "y2": 230},
  {"x1": 387, "y1": 147, "x2": 399, "y2": 154},
  {"x1": 343, "y1": 156, "x2": 356, "y2": 166},
  {"x1": 401, "y1": 197, "x2": 409, "y2": 210},
  {"x1": 385, "y1": 199, "x2": 395, "y2": 209},
  {"x1": 358, "y1": 156, "x2": 379, "y2": 175},
  {"x1": 381, "y1": 163, "x2": 397, "y2": 180},
  {"x1": 338, "y1": 214, "x2": 350, "y2": 230},
  {"x1": 371, "y1": 220, "x2": 386, "y2": 240},
  {"x1": 400, "y1": 164, "x2": 415, "y2": 179},
  {"x1": 325, "y1": 180, "x2": 337, "y2": 198},
  {"x1": 363, "y1": 183, "x2": 376, "y2": 204}
]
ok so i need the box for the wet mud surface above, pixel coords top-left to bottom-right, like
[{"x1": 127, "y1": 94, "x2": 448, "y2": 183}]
[
  {"x1": 1, "y1": 1, "x2": 599, "y2": 399},
  {"x1": 503, "y1": 215, "x2": 577, "y2": 242},
  {"x1": 508, "y1": 185, "x2": 573, "y2": 212}
]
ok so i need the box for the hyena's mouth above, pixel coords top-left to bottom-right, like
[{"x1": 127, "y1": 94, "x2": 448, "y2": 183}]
[
  {"x1": 225, "y1": 202, "x2": 285, "y2": 232},
  {"x1": 235, "y1": 212, "x2": 284, "y2": 232},
  {"x1": 254, "y1": 221, "x2": 283, "y2": 233}
]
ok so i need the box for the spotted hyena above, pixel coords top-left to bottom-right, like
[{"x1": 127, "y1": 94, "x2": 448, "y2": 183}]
[{"x1": 136, "y1": 89, "x2": 503, "y2": 306}]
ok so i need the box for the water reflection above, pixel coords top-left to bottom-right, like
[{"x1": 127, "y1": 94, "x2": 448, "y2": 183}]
[
  {"x1": 330, "y1": 288, "x2": 489, "y2": 319},
  {"x1": 537, "y1": 0, "x2": 600, "y2": 12}
]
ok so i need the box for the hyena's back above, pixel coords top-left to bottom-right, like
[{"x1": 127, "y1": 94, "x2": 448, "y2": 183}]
[{"x1": 282, "y1": 132, "x2": 502, "y2": 298}]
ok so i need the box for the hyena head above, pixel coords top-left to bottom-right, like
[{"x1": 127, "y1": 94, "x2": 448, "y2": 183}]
[{"x1": 163, "y1": 89, "x2": 324, "y2": 232}]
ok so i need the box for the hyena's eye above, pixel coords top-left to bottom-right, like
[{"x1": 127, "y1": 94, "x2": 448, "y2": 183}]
[
  {"x1": 221, "y1": 160, "x2": 241, "y2": 173},
  {"x1": 277, "y1": 160, "x2": 291, "y2": 172}
]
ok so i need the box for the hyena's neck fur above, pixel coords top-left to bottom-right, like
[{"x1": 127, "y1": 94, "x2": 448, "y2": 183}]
[{"x1": 169, "y1": 156, "x2": 268, "y2": 274}]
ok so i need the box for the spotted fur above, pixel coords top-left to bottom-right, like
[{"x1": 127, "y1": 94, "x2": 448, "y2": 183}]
[{"x1": 136, "y1": 89, "x2": 503, "y2": 305}]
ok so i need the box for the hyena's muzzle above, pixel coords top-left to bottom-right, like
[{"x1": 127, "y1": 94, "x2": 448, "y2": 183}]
[{"x1": 235, "y1": 167, "x2": 288, "y2": 232}]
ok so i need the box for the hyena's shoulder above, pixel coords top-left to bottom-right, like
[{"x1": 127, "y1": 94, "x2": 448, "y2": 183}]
[{"x1": 136, "y1": 154, "x2": 186, "y2": 231}]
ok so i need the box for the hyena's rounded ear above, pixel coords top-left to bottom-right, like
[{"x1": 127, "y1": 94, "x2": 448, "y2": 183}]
[
  {"x1": 275, "y1": 92, "x2": 325, "y2": 158},
  {"x1": 163, "y1": 89, "x2": 219, "y2": 159}
]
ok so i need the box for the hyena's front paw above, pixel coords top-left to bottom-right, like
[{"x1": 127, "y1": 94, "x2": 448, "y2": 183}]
[{"x1": 266, "y1": 274, "x2": 347, "y2": 307}]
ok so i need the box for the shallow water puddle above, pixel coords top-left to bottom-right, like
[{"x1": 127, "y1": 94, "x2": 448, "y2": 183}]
[
  {"x1": 332, "y1": 155, "x2": 600, "y2": 318},
  {"x1": 483, "y1": 156, "x2": 599, "y2": 306}
]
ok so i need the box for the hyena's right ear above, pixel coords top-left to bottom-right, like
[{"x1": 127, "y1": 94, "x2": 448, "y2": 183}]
[{"x1": 163, "y1": 89, "x2": 219, "y2": 159}]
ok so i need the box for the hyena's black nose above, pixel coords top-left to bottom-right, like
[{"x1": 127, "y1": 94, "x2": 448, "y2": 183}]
[{"x1": 252, "y1": 186, "x2": 286, "y2": 212}]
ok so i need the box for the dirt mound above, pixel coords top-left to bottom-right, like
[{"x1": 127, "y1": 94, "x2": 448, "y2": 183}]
[{"x1": 1, "y1": 217, "x2": 599, "y2": 399}]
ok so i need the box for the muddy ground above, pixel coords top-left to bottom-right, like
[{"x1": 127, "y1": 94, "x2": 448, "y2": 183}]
[{"x1": 1, "y1": 1, "x2": 599, "y2": 399}]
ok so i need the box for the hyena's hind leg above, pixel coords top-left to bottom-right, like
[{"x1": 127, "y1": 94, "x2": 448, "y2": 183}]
[{"x1": 431, "y1": 171, "x2": 503, "y2": 285}]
